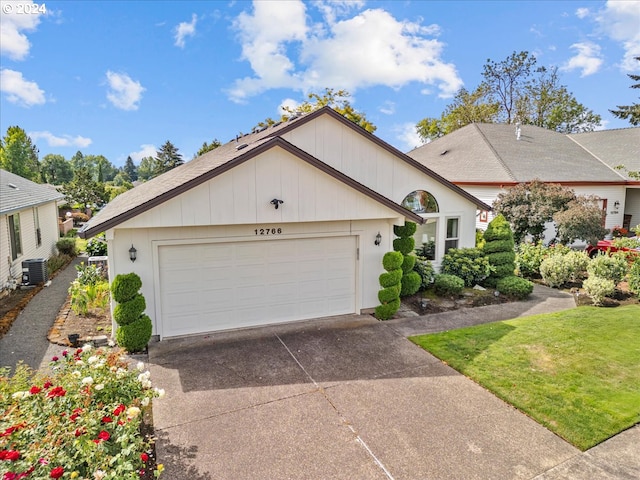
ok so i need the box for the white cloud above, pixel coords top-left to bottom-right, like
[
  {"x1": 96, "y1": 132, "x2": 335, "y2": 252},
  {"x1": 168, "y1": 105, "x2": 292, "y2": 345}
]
[
  {"x1": 129, "y1": 144, "x2": 157, "y2": 162},
  {"x1": 596, "y1": 0, "x2": 640, "y2": 71},
  {"x1": 29, "y1": 131, "x2": 92, "y2": 148},
  {"x1": 379, "y1": 101, "x2": 395, "y2": 115},
  {"x1": 312, "y1": 0, "x2": 364, "y2": 24},
  {"x1": 105, "y1": 71, "x2": 145, "y2": 110},
  {"x1": 0, "y1": 1, "x2": 43, "y2": 60},
  {"x1": 0, "y1": 68, "x2": 45, "y2": 106},
  {"x1": 561, "y1": 42, "x2": 603, "y2": 77},
  {"x1": 575, "y1": 8, "x2": 590, "y2": 19},
  {"x1": 394, "y1": 122, "x2": 425, "y2": 152},
  {"x1": 278, "y1": 98, "x2": 300, "y2": 115},
  {"x1": 174, "y1": 13, "x2": 197, "y2": 48},
  {"x1": 228, "y1": 2, "x2": 462, "y2": 103}
]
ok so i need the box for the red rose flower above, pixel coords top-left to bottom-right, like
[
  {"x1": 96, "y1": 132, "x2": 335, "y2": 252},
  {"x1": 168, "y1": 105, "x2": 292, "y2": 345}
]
[
  {"x1": 0, "y1": 450, "x2": 20, "y2": 461},
  {"x1": 43, "y1": 380, "x2": 53, "y2": 389},
  {"x1": 74, "y1": 428, "x2": 85, "y2": 437},
  {"x1": 51, "y1": 356, "x2": 59, "y2": 362},
  {"x1": 140, "y1": 452, "x2": 149, "y2": 462},
  {"x1": 46, "y1": 386, "x2": 66, "y2": 398},
  {"x1": 62, "y1": 350, "x2": 68, "y2": 357},
  {"x1": 49, "y1": 467, "x2": 64, "y2": 479},
  {"x1": 101, "y1": 416, "x2": 112, "y2": 424},
  {"x1": 29, "y1": 386, "x2": 42, "y2": 395},
  {"x1": 113, "y1": 404, "x2": 126, "y2": 416},
  {"x1": 97, "y1": 430, "x2": 110, "y2": 442}
]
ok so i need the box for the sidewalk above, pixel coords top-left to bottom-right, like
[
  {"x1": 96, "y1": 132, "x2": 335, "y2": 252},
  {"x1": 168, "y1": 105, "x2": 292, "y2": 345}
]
[{"x1": 0, "y1": 256, "x2": 83, "y2": 375}]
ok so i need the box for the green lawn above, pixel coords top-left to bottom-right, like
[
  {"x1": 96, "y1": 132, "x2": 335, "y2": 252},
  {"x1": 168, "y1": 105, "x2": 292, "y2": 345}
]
[{"x1": 410, "y1": 305, "x2": 640, "y2": 450}]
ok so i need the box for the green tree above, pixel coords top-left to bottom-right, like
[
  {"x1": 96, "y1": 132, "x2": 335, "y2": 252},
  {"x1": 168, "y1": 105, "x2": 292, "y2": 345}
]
[
  {"x1": 417, "y1": 85, "x2": 499, "y2": 141},
  {"x1": 482, "y1": 50, "x2": 537, "y2": 124},
  {"x1": 62, "y1": 167, "x2": 108, "y2": 210},
  {"x1": 0, "y1": 126, "x2": 40, "y2": 181},
  {"x1": 610, "y1": 56, "x2": 640, "y2": 126},
  {"x1": 482, "y1": 214, "x2": 516, "y2": 288},
  {"x1": 553, "y1": 196, "x2": 607, "y2": 245},
  {"x1": 137, "y1": 156, "x2": 155, "y2": 181},
  {"x1": 123, "y1": 156, "x2": 138, "y2": 182},
  {"x1": 283, "y1": 88, "x2": 376, "y2": 133},
  {"x1": 195, "y1": 139, "x2": 221, "y2": 158},
  {"x1": 521, "y1": 67, "x2": 601, "y2": 132},
  {"x1": 40, "y1": 154, "x2": 73, "y2": 184},
  {"x1": 153, "y1": 141, "x2": 183, "y2": 177},
  {"x1": 493, "y1": 180, "x2": 576, "y2": 243}
]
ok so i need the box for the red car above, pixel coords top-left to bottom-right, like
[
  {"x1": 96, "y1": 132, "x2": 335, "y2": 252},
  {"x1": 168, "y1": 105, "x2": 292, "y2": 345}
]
[{"x1": 585, "y1": 238, "x2": 640, "y2": 258}]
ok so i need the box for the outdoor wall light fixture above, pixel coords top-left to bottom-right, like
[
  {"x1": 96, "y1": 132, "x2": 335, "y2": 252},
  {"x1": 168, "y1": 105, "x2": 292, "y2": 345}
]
[
  {"x1": 270, "y1": 198, "x2": 284, "y2": 209},
  {"x1": 614, "y1": 201, "x2": 620, "y2": 209},
  {"x1": 374, "y1": 232, "x2": 382, "y2": 246},
  {"x1": 129, "y1": 244, "x2": 137, "y2": 262}
]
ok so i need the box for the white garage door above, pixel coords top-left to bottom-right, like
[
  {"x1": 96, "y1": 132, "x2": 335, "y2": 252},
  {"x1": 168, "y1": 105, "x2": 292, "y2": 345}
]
[{"x1": 158, "y1": 236, "x2": 357, "y2": 337}]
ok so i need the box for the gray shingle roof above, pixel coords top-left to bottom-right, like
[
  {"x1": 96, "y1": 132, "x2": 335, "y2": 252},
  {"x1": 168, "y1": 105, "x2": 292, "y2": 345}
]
[
  {"x1": 79, "y1": 107, "x2": 490, "y2": 239},
  {"x1": 407, "y1": 124, "x2": 639, "y2": 184},
  {"x1": 0, "y1": 169, "x2": 65, "y2": 215}
]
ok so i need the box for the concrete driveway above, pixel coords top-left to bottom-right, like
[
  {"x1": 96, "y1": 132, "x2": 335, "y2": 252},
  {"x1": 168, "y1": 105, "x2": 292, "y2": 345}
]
[{"x1": 148, "y1": 313, "x2": 580, "y2": 480}]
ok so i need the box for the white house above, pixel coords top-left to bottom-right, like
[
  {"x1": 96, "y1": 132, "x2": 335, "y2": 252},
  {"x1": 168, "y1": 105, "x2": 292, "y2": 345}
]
[
  {"x1": 79, "y1": 107, "x2": 489, "y2": 339},
  {"x1": 0, "y1": 169, "x2": 65, "y2": 293},
  {"x1": 407, "y1": 124, "x2": 640, "y2": 240}
]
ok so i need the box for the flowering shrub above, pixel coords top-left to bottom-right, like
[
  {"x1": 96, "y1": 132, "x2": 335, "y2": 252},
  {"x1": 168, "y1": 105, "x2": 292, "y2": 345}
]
[
  {"x1": 587, "y1": 253, "x2": 629, "y2": 284},
  {"x1": 0, "y1": 345, "x2": 164, "y2": 479},
  {"x1": 583, "y1": 276, "x2": 616, "y2": 306},
  {"x1": 440, "y1": 248, "x2": 492, "y2": 287},
  {"x1": 610, "y1": 225, "x2": 628, "y2": 237},
  {"x1": 516, "y1": 241, "x2": 547, "y2": 278},
  {"x1": 540, "y1": 250, "x2": 589, "y2": 288},
  {"x1": 629, "y1": 257, "x2": 640, "y2": 296}
]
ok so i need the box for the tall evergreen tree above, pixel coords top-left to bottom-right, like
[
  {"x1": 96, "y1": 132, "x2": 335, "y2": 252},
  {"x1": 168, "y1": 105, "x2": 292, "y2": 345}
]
[
  {"x1": 123, "y1": 156, "x2": 138, "y2": 181},
  {"x1": 153, "y1": 141, "x2": 183, "y2": 177},
  {"x1": 195, "y1": 139, "x2": 222, "y2": 158},
  {"x1": 62, "y1": 167, "x2": 108, "y2": 210},
  {"x1": 0, "y1": 126, "x2": 40, "y2": 181},
  {"x1": 610, "y1": 56, "x2": 640, "y2": 126}
]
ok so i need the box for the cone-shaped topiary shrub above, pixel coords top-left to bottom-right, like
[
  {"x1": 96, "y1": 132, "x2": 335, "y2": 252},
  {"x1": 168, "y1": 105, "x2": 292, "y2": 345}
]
[
  {"x1": 393, "y1": 221, "x2": 421, "y2": 297},
  {"x1": 375, "y1": 251, "x2": 403, "y2": 320},
  {"x1": 110, "y1": 273, "x2": 151, "y2": 352},
  {"x1": 482, "y1": 214, "x2": 516, "y2": 288}
]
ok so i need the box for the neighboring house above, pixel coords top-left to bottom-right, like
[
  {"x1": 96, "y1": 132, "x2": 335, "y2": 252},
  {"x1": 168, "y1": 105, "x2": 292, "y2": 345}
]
[
  {"x1": 79, "y1": 107, "x2": 489, "y2": 339},
  {"x1": 407, "y1": 124, "x2": 640, "y2": 241},
  {"x1": 0, "y1": 169, "x2": 65, "y2": 292}
]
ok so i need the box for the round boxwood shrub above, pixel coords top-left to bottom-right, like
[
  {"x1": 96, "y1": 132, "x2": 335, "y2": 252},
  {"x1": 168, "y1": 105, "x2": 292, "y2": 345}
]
[
  {"x1": 496, "y1": 276, "x2": 534, "y2": 299},
  {"x1": 380, "y1": 269, "x2": 403, "y2": 287},
  {"x1": 378, "y1": 285, "x2": 400, "y2": 303},
  {"x1": 402, "y1": 255, "x2": 416, "y2": 273},
  {"x1": 110, "y1": 273, "x2": 142, "y2": 303},
  {"x1": 393, "y1": 222, "x2": 417, "y2": 238},
  {"x1": 401, "y1": 271, "x2": 422, "y2": 296},
  {"x1": 113, "y1": 293, "x2": 146, "y2": 326},
  {"x1": 115, "y1": 315, "x2": 153, "y2": 353},
  {"x1": 433, "y1": 274, "x2": 464, "y2": 297},
  {"x1": 375, "y1": 299, "x2": 401, "y2": 320},
  {"x1": 382, "y1": 251, "x2": 404, "y2": 271},
  {"x1": 393, "y1": 237, "x2": 415, "y2": 255}
]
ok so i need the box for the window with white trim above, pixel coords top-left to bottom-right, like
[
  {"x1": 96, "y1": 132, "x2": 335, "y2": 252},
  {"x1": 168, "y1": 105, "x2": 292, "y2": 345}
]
[
  {"x1": 9, "y1": 213, "x2": 22, "y2": 260},
  {"x1": 445, "y1": 217, "x2": 459, "y2": 253}
]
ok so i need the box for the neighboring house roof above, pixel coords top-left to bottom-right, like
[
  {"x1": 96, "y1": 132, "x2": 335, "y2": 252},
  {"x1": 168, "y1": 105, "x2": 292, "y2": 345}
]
[
  {"x1": 79, "y1": 107, "x2": 490, "y2": 239},
  {"x1": 407, "y1": 123, "x2": 640, "y2": 185},
  {"x1": 568, "y1": 128, "x2": 640, "y2": 181},
  {"x1": 0, "y1": 169, "x2": 65, "y2": 215}
]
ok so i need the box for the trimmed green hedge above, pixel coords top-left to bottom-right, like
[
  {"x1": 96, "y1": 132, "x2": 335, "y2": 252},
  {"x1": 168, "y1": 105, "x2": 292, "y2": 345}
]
[
  {"x1": 378, "y1": 285, "x2": 401, "y2": 303},
  {"x1": 382, "y1": 251, "x2": 404, "y2": 271},
  {"x1": 401, "y1": 255, "x2": 416, "y2": 273},
  {"x1": 394, "y1": 222, "x2": 417, "y2": 237},
  {"x1": 393, "y1": 237, "x2": 415, "y2": 255},
  {"x1": 380, "y1": 269, "x2": 403, "y2": 287},
  {"x1": 375, "y1": 299, "x2": 401, "y2": 320},
  {"x1": 110, "y1": 273, "x2": 142, "y2": 303},
  {"x1": 496, "y1": 276, "x2": 533, "y2": 299},
  {"x1": 433, "y1": 274, "x2": 464, "y2": 297},
  {"x1": 113, "y1": 293, "x2": 146, "y2": 326},
  {"x1": 115, "y1": 315, "x2": 153, "y2": 353},
  {"x1": 401, "y1": 271, "x2": 422, "y2": 296}
]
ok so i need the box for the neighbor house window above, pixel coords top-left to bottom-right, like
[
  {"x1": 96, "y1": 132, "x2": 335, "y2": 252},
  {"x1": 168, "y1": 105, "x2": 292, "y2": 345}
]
[
  {"x1": 9, "y1": 213, "x2": 22, "y2": 260},
  {"x1": 33, "y1": 207, "x2": 41, "y2": 247},
  {"x1": 445, "y1": 218, "x2": 459, "y2": 253},
  {"x1": 401, "y1": 190, "x2": 439, "y2": 213}
]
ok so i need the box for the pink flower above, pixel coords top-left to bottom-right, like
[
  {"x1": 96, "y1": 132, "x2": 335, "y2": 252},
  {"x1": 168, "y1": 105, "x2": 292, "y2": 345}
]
[{"x1": 49, "y1": 467, "x2": 64, "y2": 479}]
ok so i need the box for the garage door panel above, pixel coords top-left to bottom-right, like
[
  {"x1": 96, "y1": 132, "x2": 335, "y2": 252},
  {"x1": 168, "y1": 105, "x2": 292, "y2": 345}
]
[{"x1": 159, "y1": 236, "x2": 357, "y2": 337}]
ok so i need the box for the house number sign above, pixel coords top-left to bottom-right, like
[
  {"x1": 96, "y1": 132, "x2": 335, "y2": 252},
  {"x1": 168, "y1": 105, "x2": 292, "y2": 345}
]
[{"x1": 254, "y1": 227, "x2": 283, "y2": 235}]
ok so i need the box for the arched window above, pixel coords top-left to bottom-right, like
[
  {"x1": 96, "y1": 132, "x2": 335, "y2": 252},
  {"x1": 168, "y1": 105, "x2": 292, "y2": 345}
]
[{"x1": 401, "y1": 190, "x2": 439, "y2": 213}]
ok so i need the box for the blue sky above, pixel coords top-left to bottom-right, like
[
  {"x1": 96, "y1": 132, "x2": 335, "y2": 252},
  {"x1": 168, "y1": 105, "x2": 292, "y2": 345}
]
[{"x1": 1, "y1": 0, "x2": 638, "y2": 167}]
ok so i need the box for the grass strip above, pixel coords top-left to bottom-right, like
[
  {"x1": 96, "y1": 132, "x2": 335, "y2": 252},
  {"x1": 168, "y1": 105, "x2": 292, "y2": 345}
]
[{"x1": 409, "y1": 305, "x2": 640, "y2": 450}]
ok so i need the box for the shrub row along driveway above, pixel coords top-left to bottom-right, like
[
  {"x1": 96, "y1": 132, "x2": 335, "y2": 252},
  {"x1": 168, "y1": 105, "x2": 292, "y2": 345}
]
[{"x1": 148, "y1": 309, "x2": 580, "y2": 480}]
